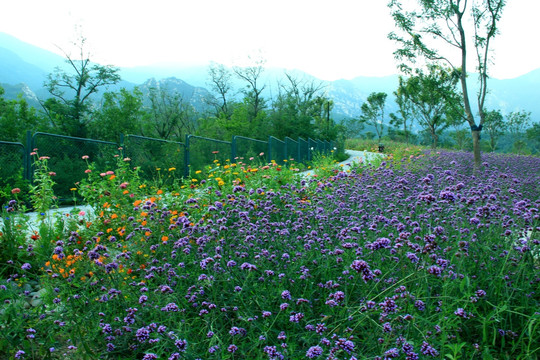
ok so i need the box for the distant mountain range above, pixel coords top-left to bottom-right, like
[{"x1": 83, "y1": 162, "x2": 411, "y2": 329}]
[{"x1": 1, "y1": 32, "x2": 539, "y2": 125}]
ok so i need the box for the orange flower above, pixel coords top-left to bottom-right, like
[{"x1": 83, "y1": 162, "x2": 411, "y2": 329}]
[
  {"x1": 157, "y1": 189, "x2": 163, "y2": 195},
  {"x1": 161, "y1": 235, "x2": 169, "y2": 242},
  {"x1": 133, "y1": 199, "x2": 142, "y2": 207},
  {"x1": 111, "y1": 214, "x2": 118, "y2": 219}
]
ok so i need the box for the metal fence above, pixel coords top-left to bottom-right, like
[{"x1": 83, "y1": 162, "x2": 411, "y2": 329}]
[
  {"x1": 232, "y1": 136, "x2": 268, "y2": 162},
  {"x1": 123, "y1": 134, "x2": 186, "y2": 182},
  {"x1": 30, "y1": 132, "x2": 120, "y2": 201},
  {"x1": 0, "y1": 141, "x2": 26, "y2": 205},
  {"x1": 0, "y1": 131, "x2": 336, "y2": 205},
  {"x1": 185, "y1": 135, "x2": 232, "y2": 176}
]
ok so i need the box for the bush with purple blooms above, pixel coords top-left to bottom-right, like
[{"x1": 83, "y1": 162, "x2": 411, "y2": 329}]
[{"x1": 0, "y1": 150, "x2": 538, "y2": 359}]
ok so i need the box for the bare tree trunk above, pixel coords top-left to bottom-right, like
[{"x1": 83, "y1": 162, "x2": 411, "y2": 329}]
[{"x1": 472, "y1": 130, "x2": 481, "y2": 166}]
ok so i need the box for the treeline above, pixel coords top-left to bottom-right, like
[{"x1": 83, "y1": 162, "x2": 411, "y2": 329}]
[
  {"x1": 0, "y1": 47, "x2": 342, "y2": 146},
  {"x1": 344, "y1": 65, "x2": 540, "y2": 155}
]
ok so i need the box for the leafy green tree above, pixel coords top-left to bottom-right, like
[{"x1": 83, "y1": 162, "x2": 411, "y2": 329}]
[
  {"x1": 449, "y1": 128, "x2": 471, "y2": 151},
  {"x1": 359, "y1": 92, "x2": 387, "y2": 142},
  {"x1": 269, "y1": 73, "x2": 330, "y2": 140},
  {"x1": 389, "y1": 77, "x2": 417, "y2": 145},
  {"x1": 89, "y1": 88, "x2": 147, "y2": 142},
  {"x1": 0, "y1": 86, "x2": 48, "y2": 142},
  {"x1": 42, "y1": 37, "x2": 121, "y2": 138},
  {"x1": 389, "y1": 0, "x2": 506, "y2": 167},
  {"x1": 342, "y1": 117, "x2": 364, "y2": 139},
  {"x1": 313, "y1": 98, "x2": 339, "y2": 141},
  {"x1": 525, "y1": 123, "x2": 540, "y2": 154},
  {"x1": 483, "y1": 109, "x2": 505, "y2": 151},
  {"x1": 206, "y1": 62, "x2": 235, "y2": 119},
  {"x1": 398, "y1": 65, "x2": 462, "y2": 148},
  {"x1": 146, "y1": 87, "x2": 196, "y2": 141},
  {"x1": 233, "y1": 56, "x2": 267, "y2": 125},
  {"x1": 506, "y1": 110, "x2": 531, "y2": 154}
]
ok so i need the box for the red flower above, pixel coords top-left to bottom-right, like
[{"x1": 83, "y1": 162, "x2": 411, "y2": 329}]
[{"x1": 11, "y1": 188, "x2": 21, "y2": 194}]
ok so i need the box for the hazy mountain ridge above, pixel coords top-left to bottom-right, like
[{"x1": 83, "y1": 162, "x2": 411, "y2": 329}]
[
  {"x1": 1, "y1": 32, "x2": 539, "y2": 124},
  {"x1": 137, "y1": 77, "x2": 213, "y2": 113}
]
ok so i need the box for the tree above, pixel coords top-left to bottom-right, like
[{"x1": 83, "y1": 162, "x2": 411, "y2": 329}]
[
  {"x1": 42, "y1": 37, "x2": 121, "y2": 138},
  {"x1": 147, "y1": 87, "x2": 196, "y2": 141},
  {"x1": 359, "y1": 92, "x2": 387, "y2": 142},
  {"x1": 506, "y1": 110, "x2": 531, "y2": 154},
  {"x1": 207, "y1": 62, "x2": 234, "y2": 118},
  {"x1": 389, "y1": 77, "x2": 417, "y2": 145},
  {"x1": 342, "y1": 117, "x2": 364, "y2": 139},
  {"x1": 525, "y1": 123, "x2": 540, "y2": 155},
  {"x1": 89, "y1": 88, "x2": 147, "y2": 142},
  {"x1": 398, "y1": 65, "x2": 462, "y2": 148},
  {"x1": 269, "y1": 73, "x2": 329, "y2": 140},
  {"x1": 233, "y1": 56, "x2": 267, "y2": 124},
  {"x1": 0, "y1": 86, "x2": 48, "y2": 142},
  {"x1": 483, "y1": 109, "x2": 505, "y2": 151},
  {"x1": 389, "y1": 0, "x2": 506, "y2": 167}
]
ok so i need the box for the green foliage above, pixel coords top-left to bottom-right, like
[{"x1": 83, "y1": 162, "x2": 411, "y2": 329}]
[
  {"x1": 0, "y1": 86, "x2": 48, "y2": 143},
  {"x1": 27, "y1": 153, "x2": 57, "y2": 216},
  {"x1": 145, "y1": 86, "x2": 197, "y2": 141},
  {"x1": 388, "y1": 0, "x2": 507, "y2": 167},
  {"x1": 483, "y1": 109, "x2": 506, "y2": 152},
  {"x1": 359, "y1": 92, "x2": 388, "y2": 142},
  {"x1": 389, "y1": 79, "x2": 417, "y2": 145},
  {"x1": 42, "y1": 38, "x2": 121, "y2": 138},
  {"x1": 525, "y1": 123, "x2": 540, "y2": 154},
  {"x1": 398, "y1": 65, "x2": 462, "y2": 148},
  {"x1": 89, "y1": 88, "x2": 146, "y2": 142}
]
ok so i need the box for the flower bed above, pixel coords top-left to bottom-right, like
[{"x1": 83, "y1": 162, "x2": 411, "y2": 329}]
[{"x1": 1, "y1": 151, "x2": 539, "y2": 359}]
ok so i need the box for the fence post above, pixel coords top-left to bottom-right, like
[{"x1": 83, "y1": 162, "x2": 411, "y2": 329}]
[
  {"x1": 231, "y1": 136, "x2": 237, "y2": 161},
  {"x1": 119, "y1": 134, "x2": 125, "y2": 158},
  {"x1": 24, "y1": 131, "x2": 31, "y2": 182},
  {"x1": 184, "y1": 134, "x2": 191, "y2": 177},
  {"x1": 267, "y1": 136, "x2": 272, "y2": 164}
]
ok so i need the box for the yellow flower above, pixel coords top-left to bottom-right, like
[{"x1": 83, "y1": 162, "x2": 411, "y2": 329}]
[
  {"x1": 195, "y1": 170, "x2": 202, "y2": 174},
  {"x1": 169, "y1": 167, "x2": 176, "y2": 171}
]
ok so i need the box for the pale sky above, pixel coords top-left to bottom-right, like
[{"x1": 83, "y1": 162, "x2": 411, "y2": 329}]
[{"x1": 1, "y1": 0, "x2": 539, "y2": 81}]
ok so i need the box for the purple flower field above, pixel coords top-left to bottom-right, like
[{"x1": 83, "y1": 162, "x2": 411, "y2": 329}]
[{"x1": 1, "y1": 151, "x2": 539, "y2": 359}]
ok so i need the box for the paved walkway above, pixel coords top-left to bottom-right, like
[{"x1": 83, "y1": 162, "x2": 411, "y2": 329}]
[{"x1": 301, "y1": 149, "x2": 384, "y2": 177}]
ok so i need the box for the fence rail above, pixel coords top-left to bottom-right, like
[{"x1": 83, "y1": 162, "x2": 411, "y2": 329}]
[{"x1": 0, "y1": 131, "x2": 336, "y2": 204}]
